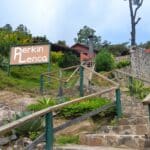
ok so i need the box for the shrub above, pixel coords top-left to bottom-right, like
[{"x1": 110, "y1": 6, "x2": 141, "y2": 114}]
[
  {"x1": 51, "y1": 51, "x2": 64, "y2": 63},
  {"x1": 130, "y1": 79, "x2": 150, "y2": 99},
  {"x1": 58, "y1": 52, "x2": 79, "y2": 68},
  {"x1": 116, "y1": 60, "x2": 130, "y2": 69},
  {"x1": 59, "y1": 97, "x2": 112, "y2": 119},
  {"x1": 96, "y1": 49, "x2": 115, "y2": 72},
  {"x1": 13, "y1": 112, "x2": 44, "y2": 137}
]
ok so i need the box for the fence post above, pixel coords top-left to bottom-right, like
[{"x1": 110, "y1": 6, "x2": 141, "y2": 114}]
[
  {"x1": 129, "y1": 76, "x2": 133, "y2": 96},
  {"x1": 80, "y1": 65, "x2": 84, "y2": 97},
  {"x1": 45, "y1": 112, "x2": 53, "y2": 150},
  {"x1": 40, "y1": 74, "x2": 44, "y2": 95},
  {"x1": 148, "y1": 104, "x2": 150, "y2": 121},
  {"x1": 116, "y1": 88, "x2": 122, "y2": 118}
]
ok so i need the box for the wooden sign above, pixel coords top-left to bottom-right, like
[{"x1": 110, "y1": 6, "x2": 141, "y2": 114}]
[{"x1": 10, "y1": 44, "x2": 50, "y2": 65}]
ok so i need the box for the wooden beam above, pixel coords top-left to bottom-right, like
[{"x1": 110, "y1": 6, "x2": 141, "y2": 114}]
[
  {"x1": 142, "y1": 94, "x2": 150, "y2": 105},
  {"x1": 115, "y1": 70, "x2": 150, "y2": 84},
  {"x1": 82, "y1": 65, "x2": 119, "y2": 87},
  {"x1": 25, "y1": 102, "x2": 115, "y2": 149}
]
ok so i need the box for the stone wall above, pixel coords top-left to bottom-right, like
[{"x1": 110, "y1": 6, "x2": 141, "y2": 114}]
[{"x1": 130, "y1": 47, "x2": 150, "y2": 79}]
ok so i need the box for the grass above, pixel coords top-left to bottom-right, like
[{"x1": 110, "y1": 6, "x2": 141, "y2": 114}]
[
  {"x1": 0, "y1": 63, "x2": 59, "y2": 93},
  {"x1": 55, "y1": 135, "x2": 79, "y2": 145}
]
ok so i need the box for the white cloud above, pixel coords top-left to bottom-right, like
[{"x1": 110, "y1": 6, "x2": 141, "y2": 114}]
[{"x1": 0, "y1": 0, "x2": 150, "y2": 44}]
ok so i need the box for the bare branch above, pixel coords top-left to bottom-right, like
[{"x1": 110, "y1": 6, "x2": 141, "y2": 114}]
[
  {"x1": 135, "y1": 17, "x2": 141, "y2": 25},
  {"x1": 134, "y1": 0, "x2": 144, "y2": 18}
]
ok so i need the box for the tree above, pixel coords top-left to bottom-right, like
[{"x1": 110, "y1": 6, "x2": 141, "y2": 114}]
[
  {"x1": 32, "y1": 36, "x2": 49, "y2": 43},
  {"x1": 15, "y1": 24, "x2": 30, "y2": 34},
  {"x1": 125, "y1": 0, "x2": 144, "y2": 46},
  {"x1": 57, "y1": 40, "x2": 67, "y2": 46},
  {"x1": 3, "y1": 24, "x2": 12, "y2": 32},
  {"x1": 74, "y1": 25, "x2": 102, "y2": 49}
]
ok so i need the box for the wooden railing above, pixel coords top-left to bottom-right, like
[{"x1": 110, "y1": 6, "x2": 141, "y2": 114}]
[{"x1": 0, "y1": 65, "x2": 122, "y2": 150}]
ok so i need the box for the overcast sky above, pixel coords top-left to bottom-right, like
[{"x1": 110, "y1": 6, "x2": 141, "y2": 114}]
[{"x1": 0, "y1": 0, "x2": 150, "y2": 46}]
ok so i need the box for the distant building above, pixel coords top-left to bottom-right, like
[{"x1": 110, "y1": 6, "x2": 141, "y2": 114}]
[{"x1": 71, "y1": 43, "x2": 96, "y2": 61}]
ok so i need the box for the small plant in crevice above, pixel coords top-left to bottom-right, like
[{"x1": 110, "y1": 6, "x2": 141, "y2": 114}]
[
  {"x1": 27, "y1": 97, "x2": 56, "y2": 112},
  {"x1": 129, "y1": 79, "x2": 150, "y2": 99},
  {"x1": 55, "y1": 135, "x2": 79, "y2": 145}
]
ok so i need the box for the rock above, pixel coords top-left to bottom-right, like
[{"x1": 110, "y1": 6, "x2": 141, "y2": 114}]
[{"x1": 0, "y1": 137, "x2": 10, "y2": 146}]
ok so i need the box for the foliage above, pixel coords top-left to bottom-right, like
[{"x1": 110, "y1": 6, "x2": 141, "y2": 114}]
[
  {"x1": 56, "y1": 40, "x2": 67, "y2": 46},
  {"x1": 0, "y1": 63, "x2": 59, "y2": 92},
  {"x1": 140, "y1": 41, "x2": 150, "y2": 49},
  {"x1": 0, "y1": 24, "x2": 49, "y2": 57},
  {"x1": 116, "y1": 60, "x2": 130, "y2": 69},
  {"x1": 51, "y1": 51, "x2": 64, "y2": 63},
  {"x1": 74, "y1": 25, "x2": 102, "y2": 50},
  {"x1": 130, "y1": 79, "x2": 150, "y2": 99},
  {"x1": 0, "y1": 54, "x2": 8, "y2": 70},
  {"x1": 59, "y1": 97, "x2": 111, "y2": 119},
  {"x1": 13, "y1": 112, "x2": 44, "y2": 137},
  {"x1": 95, "y1": 49, "x2": 115, "y2": 72},
  {"x1": 32, "y1": 35, "x2": 49, "y2": 43},
  {"x1": 55, "y1": 135, "x2": 79, "y2": 145},
  {"x1": 58, "y1": 52, "x2": 80, "y2": 68},
  {"x1": 105, "y1": 43, "x2": 129, "y2": 56},
  {"x1": 27, "y1": 97, "x2": 56, "y2": 111}
]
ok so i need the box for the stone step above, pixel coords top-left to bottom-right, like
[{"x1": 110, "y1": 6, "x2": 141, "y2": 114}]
[
  {"x1": 79, "y1": 133, "x2": 149, "y2": 149},
  {"x1": 118, "y1": 116, "x2": 149, "y2": 125},
  {"x1": 54, "y1": 145, "x2": 135, "y2": 150},
  {"x1": 98, "y1": 124, "x2": 149, "y2": 135}
]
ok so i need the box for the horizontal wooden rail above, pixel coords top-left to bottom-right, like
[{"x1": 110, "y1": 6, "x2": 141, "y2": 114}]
[
  {"x1": 82, "y1": 65, "x2": 119, "y2": 87},
  {"x1": 115, "y1": 70, "x2": 150, "y2": 84},
  {"x1": 0, "y1": 87, "x2": 117, "y2": 135},
  {"x1": 25, "y1": 102, "x2": 115, "y2": 149},
  {"x1": 42, "y1": 65, "x2": 80, "y2": 76}
]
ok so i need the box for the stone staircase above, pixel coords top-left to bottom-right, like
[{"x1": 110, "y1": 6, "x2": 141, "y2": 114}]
[{"x1": 79, "y1": 93, "x2": 150, "y2": 149}]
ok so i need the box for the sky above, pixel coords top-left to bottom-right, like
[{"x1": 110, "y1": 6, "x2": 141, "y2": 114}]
[{"x1": 0, "y1": 0, "x2": 150, "y2": 46}]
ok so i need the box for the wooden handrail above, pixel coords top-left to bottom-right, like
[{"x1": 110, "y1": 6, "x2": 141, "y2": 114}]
[
  {"x1": 82, "y1": 65, "x2": 119, "y2": 87},
  {"x1": 0, "y1": 87, "x2": 117, "y2": 135},
  {"x1": 114, "y1": 70, "x2": 150, "y2": 84},
  {"x1": 42, "y1": 65, "x2": 80, "y2": 76}
]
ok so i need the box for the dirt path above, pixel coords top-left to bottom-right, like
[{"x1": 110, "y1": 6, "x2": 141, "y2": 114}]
[{"x1": 0, "y1": 90, "x2": 38, "y2": 111}]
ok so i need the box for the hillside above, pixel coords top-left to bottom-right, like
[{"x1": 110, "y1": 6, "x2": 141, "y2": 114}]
[{"x1": 0, "y1": 63, "x2": 59, "y2": 93}]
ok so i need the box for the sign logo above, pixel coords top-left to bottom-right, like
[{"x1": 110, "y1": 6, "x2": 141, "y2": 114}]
[{"x1": 10, "y1": 44, "x2": 50, "y2": 65}]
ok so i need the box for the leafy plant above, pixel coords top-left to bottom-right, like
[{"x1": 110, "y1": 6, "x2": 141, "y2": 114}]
[
  {"x1": 13, "y1": 112, "x2": 44, "y2": 137},
  {"x1": 130, "y1": 79, "x2": 150, "y2": 99},
  {"x1": 59, "y1": 97, "x2": 111, "y2": 119},
  {"x1": 27, "y1": 97, "x2": 56, "y2": 111},
  {"x1": 116, "y1": 60, "x2": 130, "y2": 69},
  {"x1": 51, "y1": 51, "x2": 64, "y2": 63},
  {"x1": 95, "y1": 49, "x2": 115, "y2": 72},
  {"x1": 58, "y1": 52, "x2": 80, "y2": 68}
]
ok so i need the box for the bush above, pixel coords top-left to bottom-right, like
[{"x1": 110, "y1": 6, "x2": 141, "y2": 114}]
[
  {"x1": 116, "y1": 60, "x2": 130, "y2": 69},
  {"x1": 59, "y1": 97, "x2": 112, "y2": 119},
  {"x1": 58, "y1": 52, "x2": 79, "y2": 68},
  {"x1": 130, "y1": 79, "x2": 150, "y2": 99},
  {"x1": 96, "y1": 49, "x2": 115, "y2": 72},
  {"x1": 13, "y1": 112, "x2": 44, "y2": 137},
  {"x1": 51, "y1": 51, "x2": 64, "y2": 63}
]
